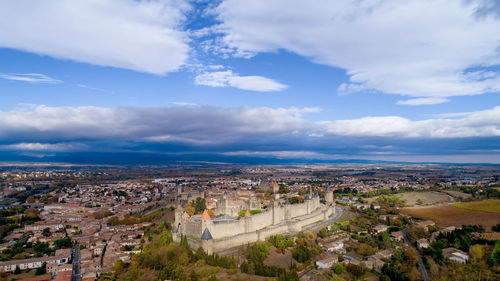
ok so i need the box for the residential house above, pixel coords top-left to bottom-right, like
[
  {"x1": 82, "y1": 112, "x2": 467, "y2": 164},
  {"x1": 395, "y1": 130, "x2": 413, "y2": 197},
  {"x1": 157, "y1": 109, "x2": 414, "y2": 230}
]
[
  {"x1": 316, "y1": 255, "x2": 338, "y2": 269},
  {"x1": 443, "y1": 247, "x2": 469, "y2": 264},
  {"x1": 324, "y1": 240, "x2": 344, "y2": 252},
  {"x1": 371, "y1": 224, "x2": 388, "y2": 234},
  {"x1": 416, "y1": 238, "x2": 429, "y2": 249},
  {"x1": 390, "y1": 231, "x2": 404, "y2": 242}
]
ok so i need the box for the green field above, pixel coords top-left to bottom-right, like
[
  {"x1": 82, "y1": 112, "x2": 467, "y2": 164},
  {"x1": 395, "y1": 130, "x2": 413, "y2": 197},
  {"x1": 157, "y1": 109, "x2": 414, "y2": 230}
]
[
  {"x1": 366, "y1": 191, "x2": 452, "y2": 206},
  {"x1": 452, "y1": 200, "x2": 500, "y2": 214}
]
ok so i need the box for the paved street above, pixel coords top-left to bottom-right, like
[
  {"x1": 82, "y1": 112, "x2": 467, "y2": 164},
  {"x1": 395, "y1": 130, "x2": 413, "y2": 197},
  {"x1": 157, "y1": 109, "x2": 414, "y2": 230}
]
[
  {"x1": 403, "y1": 230, "x2": 429, "y2": 281},
  {"x1": 71, "y1": 244, "x2": 81, "y2": 281}
]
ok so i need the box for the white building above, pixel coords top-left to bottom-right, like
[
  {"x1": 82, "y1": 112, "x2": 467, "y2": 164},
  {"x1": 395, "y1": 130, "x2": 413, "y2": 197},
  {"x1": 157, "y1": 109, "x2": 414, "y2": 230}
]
[
  {"x1": 316, "y1": 255, "x2": 338, "y2": 269},
  {"x1": 443, "y1": 248, "x2": 469, "y2": 264},
  {"x1": 0, "y1": 253, "x2": 70, "y2": 272},
  {"x1": 324, "y1": 240, "x2": 344, "y2": 252}
]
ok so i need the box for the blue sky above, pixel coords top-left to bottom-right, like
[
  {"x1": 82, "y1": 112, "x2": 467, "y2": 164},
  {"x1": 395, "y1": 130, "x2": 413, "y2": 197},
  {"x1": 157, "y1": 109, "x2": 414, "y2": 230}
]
[{"x1": 0, "y1": 0, "x2": 499, "y2": 163}]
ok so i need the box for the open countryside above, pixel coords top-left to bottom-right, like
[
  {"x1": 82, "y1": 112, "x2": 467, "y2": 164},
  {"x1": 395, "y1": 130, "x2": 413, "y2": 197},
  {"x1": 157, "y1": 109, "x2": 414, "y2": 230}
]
[
  {"x1": 402, "y1": 204, "x2": 500, "y2": 229},
  {"x1": 452, "y1": 199, "x2": 500, "y2": 214}
]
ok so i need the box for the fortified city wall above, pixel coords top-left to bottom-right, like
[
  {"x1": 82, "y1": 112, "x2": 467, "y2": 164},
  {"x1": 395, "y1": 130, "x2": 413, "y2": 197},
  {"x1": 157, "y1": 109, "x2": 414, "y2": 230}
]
[{"x1": 173, "y1": 190, "x2": 335, "y2": 253}]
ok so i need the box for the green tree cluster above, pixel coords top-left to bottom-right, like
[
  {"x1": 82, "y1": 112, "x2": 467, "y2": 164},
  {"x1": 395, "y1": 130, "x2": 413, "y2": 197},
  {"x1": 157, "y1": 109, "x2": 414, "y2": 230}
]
[
  {"x1": 191, "y1": 198, "x2": 206, "y2": 214},
  {"x1": 269, "y1": 235, "x2": 294, "y2": 253},
  {"x1": 292, "y1": 244, "x2": 311, "y2": 263}
]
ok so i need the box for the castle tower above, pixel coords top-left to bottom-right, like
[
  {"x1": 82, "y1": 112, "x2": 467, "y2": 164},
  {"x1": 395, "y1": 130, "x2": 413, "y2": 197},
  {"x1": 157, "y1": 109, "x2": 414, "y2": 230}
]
[
  {"x1": 283, "y1": 198, "x2": 291, "y2": 220},
  {"x1": 220, "y1": 190, "x2": 229, "y2": 215},
  {"x1": 270, "y1": 181, "x2": 279, "y2": 194},
  {"x1": 174, "y1": 204, "x2": 182, "y2": 228},
  {"x1": 325, "y1": 186, "x2": 334, "y2": 204},
  {"x1": 201, "y1": 209, "x2": 211, "y2": 239},
  {"x1": 272, "y1": 200, "x2": 282, "y2": 224},
  {"x1": 201, "y1": 228, "x2": 214, "y2": 254},
  {"x1": 305, "y1": 195, "x2": 311, "y2": 214},
  {"x1": 173, "y1": 204, "x2": 182, "y2": 241},
  {"x1": 244, "y1": 209, "x2": 252, "y2": 232}
]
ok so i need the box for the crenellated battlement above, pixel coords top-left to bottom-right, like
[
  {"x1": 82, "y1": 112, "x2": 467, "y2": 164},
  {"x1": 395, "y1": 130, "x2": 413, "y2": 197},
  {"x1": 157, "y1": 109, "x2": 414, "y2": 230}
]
[{"x1": 173, "y1": 193, "x2": 335, "y2": 253}]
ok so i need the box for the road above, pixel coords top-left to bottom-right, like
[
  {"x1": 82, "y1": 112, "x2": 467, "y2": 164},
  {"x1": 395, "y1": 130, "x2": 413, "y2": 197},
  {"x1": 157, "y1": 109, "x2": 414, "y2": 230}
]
[
  {"x1": 302, "y1": 207, "x2": 343, "y2": 232},
  {"x1": 402, "y1": 230, "x2": 429, "y2": 281},
  {"x1": 299, "y1": 207, "x2": 344, "y2": 279},
  {"x1": 71, "y1": 244, "x2": 81, "y2": 281}
]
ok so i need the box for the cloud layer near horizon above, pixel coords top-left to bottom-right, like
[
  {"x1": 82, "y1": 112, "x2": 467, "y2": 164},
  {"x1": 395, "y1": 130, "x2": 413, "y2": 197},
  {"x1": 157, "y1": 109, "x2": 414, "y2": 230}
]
[
  {"x1": 0, "y1": 104, "x2": 498, "y2": 162},
  {"x1": 0, "y1": 105, "x2": 499, "y2": 143}
]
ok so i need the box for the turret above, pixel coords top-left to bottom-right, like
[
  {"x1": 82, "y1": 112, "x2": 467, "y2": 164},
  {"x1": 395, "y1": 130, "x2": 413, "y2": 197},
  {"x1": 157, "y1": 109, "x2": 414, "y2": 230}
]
[
  {"x1": 325, "y1": 186, "x2": 334, "y2": 204},
  {"x1": 201, "y1": 228, "x2": 214, "y2": 254}
]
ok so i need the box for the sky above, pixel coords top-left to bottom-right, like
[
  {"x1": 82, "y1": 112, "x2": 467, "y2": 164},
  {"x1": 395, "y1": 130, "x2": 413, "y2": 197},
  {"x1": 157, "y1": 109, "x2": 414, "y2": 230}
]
[{"x1": 0, "y1": 0, "x2": 499, "y2": 164}]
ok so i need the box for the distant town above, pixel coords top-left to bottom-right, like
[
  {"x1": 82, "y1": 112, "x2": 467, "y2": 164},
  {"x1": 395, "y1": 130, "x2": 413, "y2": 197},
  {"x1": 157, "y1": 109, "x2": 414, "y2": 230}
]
[{"x1": 0, "y1": 163, "x2": 498, "y2": 281}]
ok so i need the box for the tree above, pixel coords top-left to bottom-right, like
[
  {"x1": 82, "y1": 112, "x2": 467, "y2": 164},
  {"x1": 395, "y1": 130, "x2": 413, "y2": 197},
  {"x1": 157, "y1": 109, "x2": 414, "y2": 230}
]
[
  {"x1": 14, "y1": 266, "x2": 21, "y2": 274},
  {"x1": 334, "y1": 263, "x2": 345, "y2": 274},
  {"x1": 42, "y1": 227, "x2": 51, "y2": 237},
  {"x1": 492, "y1": 223, "x2": 500, "y2": 232},
  {"x1": 318, "y1": 227, "x2": 328, "y2": 238},
  {"x1": 184, "y1": 205, "x2": 195, "y2": 216},
  {"x1": 35, "y1": 262, "x2": 47, "y2": 275},
  {"x1": 278, "y1": 185, "x2": 288, "y2": 194},
  {"x1": 470, "y1": 244, "x2": 484, "y2": 263},
  {"x1": 54, "y1": 237, "x2": 72, "y2": 249},
  {"x1": 356, "y1": 243, "x2": 377, "y2": 257},
  {"x1": 346, "y1": 264, "x2": 365, "y2": 279},
  {"x1": 192, "y1": 198, "x2": 206, "y2": 214},
  {"x1": 34, "y1": 242, "x2": 51, "y2": 256},
  {"x1": 238, "y1": 209, "x2": 248, "y2": 217},
  {"x1": 292, "y1": 244, "x2": 311, "y2": 263},
  {"x1": 26, "y1": 196, "x2": 36, "y2": 204},
  {"x1": 24, "y1": 208, "x2": 40, "y2": 218}
]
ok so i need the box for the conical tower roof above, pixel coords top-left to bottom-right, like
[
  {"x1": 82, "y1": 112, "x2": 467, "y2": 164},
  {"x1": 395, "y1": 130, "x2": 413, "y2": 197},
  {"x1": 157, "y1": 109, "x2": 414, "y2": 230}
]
[
  {"x1": 202, "y1": 209, "x2": 211, "y2": 220},
  {"x1": 201, "y1": 228, "x2": 213, "y2": 240},
  {"x1": 245, "y1": 209, "x2": 251, "y2": 217}
]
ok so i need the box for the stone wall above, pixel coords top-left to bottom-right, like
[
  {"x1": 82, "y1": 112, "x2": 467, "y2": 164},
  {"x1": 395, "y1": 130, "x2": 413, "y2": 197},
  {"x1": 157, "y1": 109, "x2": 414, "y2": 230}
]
[
  {"x1": 186, "y1": 205, "x2": 334, "y2": 254},
  {"x1": 249, "y1": 210, "x2": 274, "y2": 231},
  {"x1": 175, "y1": 196, "x2": 333, "y2": 253}
]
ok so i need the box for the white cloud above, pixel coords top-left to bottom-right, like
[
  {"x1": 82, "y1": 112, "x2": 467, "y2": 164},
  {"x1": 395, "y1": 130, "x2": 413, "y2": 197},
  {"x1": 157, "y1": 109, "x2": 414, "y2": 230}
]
[
  {"x1": 213, "y1": 0, "x2": 500, "y2": 100},
  {"x1": 0, "y1": 105, "x2": 498, "y2": 145},
  {"x1": 397, "y1": 97, "x2": 450, "y2": 106},
  {"x1": 0, "y1": 142, "x2": 85, "y2": 152},
  {"x1": 223, "y1": 150, "x2": 335, "y2": 160},
  {"x1": 194, "y1": 70, "x2": 288, "y2": 92},
  {"x1": 78, "y1": 84, "x2": 106, "y2": 92},
  {"x1": 0, "y1": 0, "x2": 190, "y2": 74},
  {"x1": 319, "y1": 106, "x2": 500, "y2": 138},
  {"x1": 0, "y1": 73, "x2": 61, "y2": 84},
  {"x1": 0, "y1": 105, "x2": 311, "y2": 144},
  {"x1": 171, "y1": 102, "x2": 198, "y2": 107}
]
